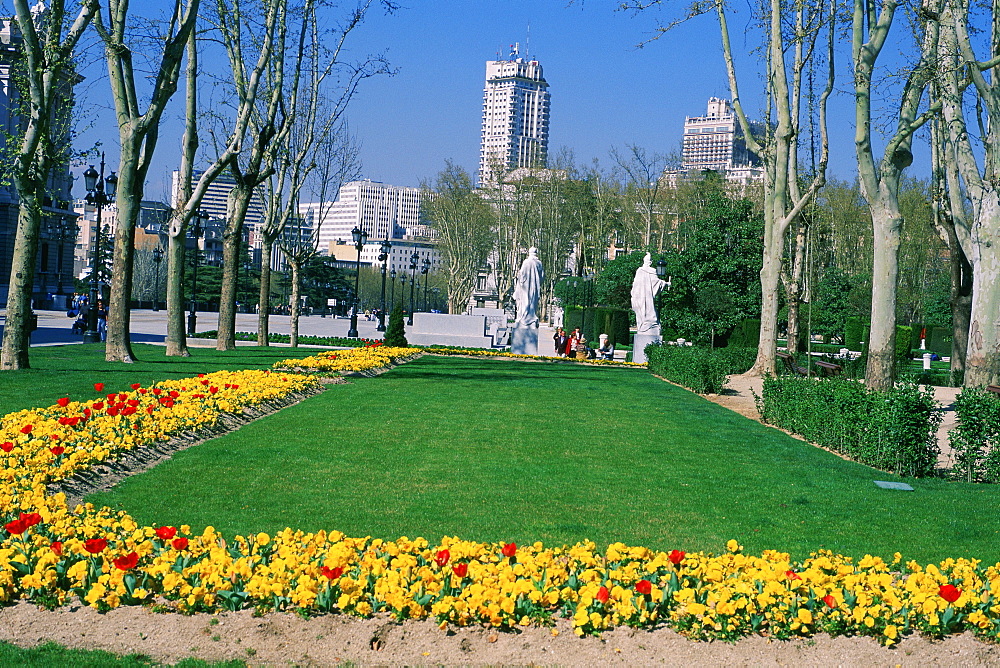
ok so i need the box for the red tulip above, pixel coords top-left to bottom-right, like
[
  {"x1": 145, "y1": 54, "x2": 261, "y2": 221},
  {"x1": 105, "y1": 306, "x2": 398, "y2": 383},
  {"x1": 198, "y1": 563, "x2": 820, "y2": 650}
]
[
  {"x1": 435, "y1": 549, "x2": 450, "y2": 567},
  {"x1": 596, "y1": 585, "x2": 610, "y2": 604},
  {"x1": 453, "y1": 562, "x2": 468, "y2": 578},
  {"x1": 786, "y1": 570, "x2": 801, "y2": 580},
  {"x1": 319, "y1": 565, "x2": 344, "y2": 580},
  {"x1": 152, "y1": 388, "x2": 162, "y2": 395},
  {"x1": 94, "y1": 382, "x2": 104, "y2": 392},
  {"x1": 635, "y1": 579, "x2": 653, "y2": 596},
  {"x1": 1, "y1": 442, "x2": 13, "y2": 453},
  {"x1": 19, "y1": 512, "x2": 42, "y2": 527},
  {"x1": 201, "y1": 379, "x2": 210, "y2": 386},
  {"x1": 51, "y1": 541, "x2": 63, "y2": 556},
  {"x1": 172, "y1": 537, "x2": 189, "y2": 550},
  {"x1": 57, "y1": 397, "x2": 70, "y2": 407},
  {"x1": 230, "y1": 384, "x2": 239, "y2": 390},
  {"x1": 155, "y1": 526, "x2": 177, "y2": 540},
  {"x1": 92, "y1": 402, "x2": 104, "y2": 410},
  {"x1": 668, "y1": 549, "x2": 685, "y2": 565},
  {"x1": 198, "y1": 373, "x2": 205, "y2": 378},
  {"x1": 20, "y1": 424, "x2": 33, "y2": 434},
  {"x1": 823, "y1": 594, "x2": 836, "y2": 608},
  {"x1": 502, "y1": 542, "x2": 517, "y2": 558},
  {"x1": 84, "y1": 538, "x2": 107, "y2": 554},
  {"x1": 49, "y1": 446, "x2": 65, "y2": 456},
  {"x1": 4, "y1": 518, "x2": 28, "y2": 535},
  {"x1": 113, "y1": 552, "x2": 139, "y2": 570},
  {"x1": 939, "y1": 584, "x2": 961, "y2": 603},
  {"x1": 169, "y1": 391, "x2": 179, "y2": 398},
  {"x1": 131, "y1": 383, "x2": 141, "y2": 390}
]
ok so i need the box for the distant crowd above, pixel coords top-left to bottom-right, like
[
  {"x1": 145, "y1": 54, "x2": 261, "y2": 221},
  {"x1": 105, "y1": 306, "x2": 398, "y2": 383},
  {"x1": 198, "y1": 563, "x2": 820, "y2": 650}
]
[{"x1": 553, "y1": 328, "x2": 614, "y2": 360}]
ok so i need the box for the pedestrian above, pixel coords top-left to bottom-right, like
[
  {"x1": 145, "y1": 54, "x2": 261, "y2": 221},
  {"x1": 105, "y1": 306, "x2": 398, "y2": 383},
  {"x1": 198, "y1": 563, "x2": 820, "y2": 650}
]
[
  {"x1": 96, "y1": 300, "x2": 108, "y2": 341},
  {"x1": 565, "y1": 328, "x2": 580, "y2": 357},
  {"x1": 553, "y1": 328, "x2": 567, "y2": 356}
]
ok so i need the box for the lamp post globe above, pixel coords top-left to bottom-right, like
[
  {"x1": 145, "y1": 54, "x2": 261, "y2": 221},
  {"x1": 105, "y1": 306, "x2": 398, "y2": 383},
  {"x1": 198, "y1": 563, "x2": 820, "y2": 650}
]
[{"x1": 82, "y1": 154, "x2": 115, "y2": 344}]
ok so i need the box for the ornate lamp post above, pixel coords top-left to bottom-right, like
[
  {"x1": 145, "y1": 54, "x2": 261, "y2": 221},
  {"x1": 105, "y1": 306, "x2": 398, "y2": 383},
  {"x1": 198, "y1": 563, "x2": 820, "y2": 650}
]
[
  {"x1": 399, "y1": 273, "x2": 407, "y2": 320},
  {"x1": 187, "y1": 211, "x2": 208, "y2": 336},
  {"x1": 421, "y1": 257, "x2": 430, "y2": 311},
  {"x1": 347, "y1": 225, "x2": 368, "y2": 338},
  {"x1": 407, "y1": 250, "x2": 418, "y2": 325},
  {"x1": 431, "y1": 287, "x2": 440, "y2": 312},
  {"x1": 151, "y1": 246, "x2": 164, "y2": 311},
  {"x1": 377, "y1": 238, "x2": 391, "y2": 332},
  {"x1": 82, "y1": 155, "x2": 117, "y2": 343},
  {"x1": 45, "y1": 217, "x2": 77, "y2": 298},
  {"x1": 390, "y1": 268, "x2": 397, "y2": 314}
]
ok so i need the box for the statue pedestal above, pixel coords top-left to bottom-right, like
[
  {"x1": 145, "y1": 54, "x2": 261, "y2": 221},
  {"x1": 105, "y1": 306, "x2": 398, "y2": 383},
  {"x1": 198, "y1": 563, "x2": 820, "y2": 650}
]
[
  {"x1": 632, "y1": 333, "x2": 662, "y2": 364},
  {"x1": 511, "y1": 326, "x2": 538, "y2": 355}
]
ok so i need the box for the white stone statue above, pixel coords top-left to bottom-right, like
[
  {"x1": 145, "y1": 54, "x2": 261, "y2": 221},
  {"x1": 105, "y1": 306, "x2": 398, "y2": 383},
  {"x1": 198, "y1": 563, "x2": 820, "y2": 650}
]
[
  {"x1": 631, "y1": 252, "x2": 668, "y2": 335},
  {"x1": 513, "y1": 247, "x2": 544, "y2": 328}
]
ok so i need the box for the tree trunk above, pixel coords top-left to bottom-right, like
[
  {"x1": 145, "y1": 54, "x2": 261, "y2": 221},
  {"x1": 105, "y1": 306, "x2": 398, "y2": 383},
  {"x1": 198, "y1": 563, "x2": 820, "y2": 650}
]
[
  {"x1": 1, "y1": 194, "x2": 41, "y2": 370},
  {"x1": 289, "y1": 259, "x2": 301, "y2": 347},
  {"x1": 866, "y1": 202, "x2": 902, "y2": 390},
  {"x1": 257, "y1": 237, "x2": 275, "y2": 346},
  {"x1": 751, "y1": 226, "x2": 783, "y2": 375},
  {"x1": 105, "y1": 158, "x2": 139, "y2": 363},
  {"x1": 165, "y1": 231, "x2": 190, "y2": 356},
  {"x1": 217, "y1": 185, "x2": 254, "y2": 351},
  {"x1": 965, "y1": 195, "x2": 1000, "y2": 387}
]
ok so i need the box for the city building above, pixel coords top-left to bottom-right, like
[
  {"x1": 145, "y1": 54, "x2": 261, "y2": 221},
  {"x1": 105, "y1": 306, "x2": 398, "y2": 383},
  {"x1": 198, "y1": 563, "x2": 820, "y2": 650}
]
[
  {"x1": 679, "y1": 97, "x2": 763, "y2": 182},
  {"x1": 301, "y1": 179, "x2": 428, "y2": 253},
  {"x1": 479, "y1": 45, "x2": 550, "y2": 186},
  {"x1": 170, "y1": 169, "x2": 267, "y2": 240},
  {"x1": 72, "y1": 200, "x2": 171, "y2": 279},
  {"x1": 0, "y1": 15, "x2": 78, "y2": 306}
]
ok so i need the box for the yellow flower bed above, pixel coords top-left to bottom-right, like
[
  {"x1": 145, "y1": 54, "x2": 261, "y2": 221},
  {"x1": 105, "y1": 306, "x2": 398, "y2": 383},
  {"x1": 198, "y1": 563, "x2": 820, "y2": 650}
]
[
  {"x1": 274, "y1": 345, "x2": 421, "y2": 374},
  {"x1": 2, "y1": 364, "x2": 1000, "y2": 646},
  {"x1": 425, "y1": 347, "x2": 645, "y2": 367}
]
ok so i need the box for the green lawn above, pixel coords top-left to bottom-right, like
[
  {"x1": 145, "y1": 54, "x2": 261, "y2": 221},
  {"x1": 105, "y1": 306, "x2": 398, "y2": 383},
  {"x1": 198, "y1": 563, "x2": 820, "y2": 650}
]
[
  {"x1": 76, "y1": 354, "x2": 1000, "y2": 564},
  {"x1": 0, "y1": 343, "x2": 323, "y2": 416},
  {"x1": 0, "y1": 640, "x2": 244, "y2": 667}
]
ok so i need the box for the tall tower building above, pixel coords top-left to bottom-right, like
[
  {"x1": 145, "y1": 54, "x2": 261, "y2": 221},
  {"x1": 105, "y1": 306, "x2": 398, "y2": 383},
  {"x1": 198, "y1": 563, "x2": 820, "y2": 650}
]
[
  {"x1": 681, "y1": 97, "x2": 761, "y2": 174},
  {"x1": 479, "y1": 46, "x2": 550, "y2": 186}
]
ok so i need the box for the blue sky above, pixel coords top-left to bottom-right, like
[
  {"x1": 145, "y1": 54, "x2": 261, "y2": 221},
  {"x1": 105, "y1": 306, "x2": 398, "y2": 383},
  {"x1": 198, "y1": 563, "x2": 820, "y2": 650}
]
[{"x1": 75, "y1": 0, "x2": 876, "y2": 202}]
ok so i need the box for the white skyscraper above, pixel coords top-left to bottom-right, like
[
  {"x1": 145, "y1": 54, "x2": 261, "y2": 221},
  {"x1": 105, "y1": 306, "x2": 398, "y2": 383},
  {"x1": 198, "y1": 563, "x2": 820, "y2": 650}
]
[
  {"x1": 681, "y1": 98, "x2": 762, "y2": 181},
  {"x1": 479, "y1": 46, "x2": 550, "y2": 185}
]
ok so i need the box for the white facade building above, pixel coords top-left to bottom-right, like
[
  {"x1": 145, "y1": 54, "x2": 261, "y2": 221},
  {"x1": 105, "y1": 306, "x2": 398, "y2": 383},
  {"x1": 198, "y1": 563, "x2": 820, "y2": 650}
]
[
  {"x1": 479, "y1": 49, "x2": 550, "y2": 186},
  {"x1": 680, "y1": 97, "x2": 763, "y2": 182},
  {"x1": 170, "y1": 169, "x2": 267, "y2": 241},
  {"x1": 301, "y1": 180, "x2": 427, "y2": 253}
]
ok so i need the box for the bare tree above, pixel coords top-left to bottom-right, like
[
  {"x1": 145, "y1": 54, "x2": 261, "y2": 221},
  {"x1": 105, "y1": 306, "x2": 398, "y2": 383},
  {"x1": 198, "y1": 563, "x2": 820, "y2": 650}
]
[
  {"x1": 610, "y1": 144, "x2": 671, "y2": 249},
  {"x1": 94, "y1": 0, "x2": 199, "y2": 363},
  {"x1": 1, "y1": 0, "x2": 95, "y2": 370}
]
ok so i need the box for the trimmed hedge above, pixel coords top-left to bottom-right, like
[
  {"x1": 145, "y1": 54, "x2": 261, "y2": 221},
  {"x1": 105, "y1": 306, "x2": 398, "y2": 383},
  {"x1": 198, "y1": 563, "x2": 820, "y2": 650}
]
[
  {"x1": 564, "y1": 307, "x2": 630, "y2": 347},
  {"x1": 844, "y1": 317, "x2": 868, "y2": 352},
  {"x1": 645, "y1": 343, "x2": 756, "y2": 395},
  {"x1": 757, "y1": 377, "x2": 941, "y2": 477},
  {"x1": 384, "y1": 306, "x2": 408, "y2": 347},
  {"x1": 949, "y1": 389, "x2": 1000, "y2": 483}
]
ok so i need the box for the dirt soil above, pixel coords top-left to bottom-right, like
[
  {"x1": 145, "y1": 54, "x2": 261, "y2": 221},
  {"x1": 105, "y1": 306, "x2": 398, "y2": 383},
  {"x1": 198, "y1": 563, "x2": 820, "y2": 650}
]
[{"x1": 2, "y1": 372, "x2": 990, "y2": 666}]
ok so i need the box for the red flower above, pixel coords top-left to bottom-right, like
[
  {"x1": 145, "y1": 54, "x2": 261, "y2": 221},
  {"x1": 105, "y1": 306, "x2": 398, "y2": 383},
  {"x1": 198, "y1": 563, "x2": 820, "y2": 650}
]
[
  {"x1": 20, "y1": 424, "x2": 33, "y2": 434},
  {"x1": 823, "y1": 594, "x2": 837, "y2": 608},
  {"x1": 939, "y1": 584, "x2": 961, "y2": 603},
  {"x1": 785, "y1": 570, "x2": 801, "y2": 580},
  {"x1": 84, "y1": 538, "x2": 107, "y2": 554},
  {"x1": 209, "y1": 386, "x2": 219, "y2": 394},
  {"x1": 138, "y1": 388, "x2": 147, "y2": 394},
  {"x1": 201, "y1": 379, "x2": 210, "y2": 386},
  {"x1": 635, "y1": 579, "x2": 653, "y2": 596},
  {"x1": 131, "y1": 383, "x2": 141, "y2": 390},
  {"x1": 51, "y1": 541, "x2": 63, "y2": 556},
  {"x1": 152, "y1": 388, "x2": 162, "y2": 395},
  {"x1": 172, "y1": 537, "x2": 189, "y2": 550},
  {"x1": 57, "y1": 397, "x2": 70, "y2": 407},
  {"x1": 19, "y1": 512, "x2": 42, "y2": 527},
  {"x1": 92, "y1": 402, "x2": 104, "y2": 410},
  {"x1": 668, "y1": 549, "x2": 685, "y2": 565},
  {"x1": 1, "y1": 442, "x2": 13, "y2": 453},
  {"x1": 106, "y1": 393, "x2": 116, "y2": 401},
  {"x1": 596, "y1": 585, "x2": 610, "y2": 604},
  {"x1": 94, "y1": 382, "x2": 104, "y2": 392},
  {"x1": 169, "y1": 391, "x2": 179, "y2": 398},
  {"x1": 146, "y1": 406, "x2": 155, "y2": 415},
  {"x1": 4, "y1": 518, "x2": 28, "y2": 535},
  {"x1": 501, "y1": 542, "x2": 517, "y2": 558},
  {"x1": 435, "y1": 549, "x2": 450, "y2": 567},
  {"x1": 113, "y1": 552, "x2": 139, "y2": 570},
  {"x1": 49, "y1": 446, "x2": 65, "y2": 456},
  {"x1": 198, "y1": 373, "x2": 205, "y2": 378},
  {"x1": 126, "y1": 399, "x2": 139, "y2": 407},
  {"x1": 155, "y1": 526, "x2": 177, "y2": 540},
  {"x1": 319, "y1": 565, "x2": 344, "y2": 580},
  {"x1": 230, "y1": 384, "x2": 239, "y2": 390},
  {"x1": 453, "y1": 562, "x2": 468, "y2": 578}
]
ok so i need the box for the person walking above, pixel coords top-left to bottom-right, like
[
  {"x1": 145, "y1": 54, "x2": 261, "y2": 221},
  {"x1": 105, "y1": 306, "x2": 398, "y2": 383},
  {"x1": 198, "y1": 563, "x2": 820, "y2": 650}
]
[{"x1": 553, "y1": 328, "x2": 567, "y2": 356}]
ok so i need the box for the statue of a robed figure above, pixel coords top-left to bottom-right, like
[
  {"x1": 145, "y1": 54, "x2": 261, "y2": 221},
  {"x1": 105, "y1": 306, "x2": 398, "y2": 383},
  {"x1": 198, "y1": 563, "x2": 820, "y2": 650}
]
[{"x1": 511, "y1": 247, "x2": 544, "y2": 354}]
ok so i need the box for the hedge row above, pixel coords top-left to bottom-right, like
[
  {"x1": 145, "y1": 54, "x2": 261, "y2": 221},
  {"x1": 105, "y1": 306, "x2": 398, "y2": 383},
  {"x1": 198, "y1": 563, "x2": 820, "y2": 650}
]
[
  {"x1": 757, "y1": 377, "x2": 941, "y2": 477},
  {"x1": 949, "y1": 389, "x2": 1000, "y2": 483},
  {"x1": 645, "y1": 344, "x2": 757, "y2": 395},
  {"x1": 563, "y1": 307, "x2": 631, "y2": 348}
]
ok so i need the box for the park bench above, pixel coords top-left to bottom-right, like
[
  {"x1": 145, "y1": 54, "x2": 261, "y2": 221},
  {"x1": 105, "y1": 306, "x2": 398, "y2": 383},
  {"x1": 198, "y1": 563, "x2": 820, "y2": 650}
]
[
  {"x1": 814, "y1": 360, "x2": 843, "y2": 377},
  {"x1": 987, "y1": 385, "x2": 1000, "y2": 398},
  {"x1": 776, "y1": 351, "x2": 809, "y2": 377}
]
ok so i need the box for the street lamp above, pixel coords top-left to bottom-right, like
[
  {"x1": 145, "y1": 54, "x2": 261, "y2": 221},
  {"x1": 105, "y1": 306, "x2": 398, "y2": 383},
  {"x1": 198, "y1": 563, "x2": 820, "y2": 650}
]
[
  {"x1": 408, "y1": 250, "x2": 418, "y2": 325},
  {"x1": 431, "y1": 287, "x2": 440, "y2": 312},
  {"x1": 421, "y1": 257, "x2": 430, "y2": 311},
  {"x1": 377, "y1": 238, "x2": 391, "y2": 332},
  {"x1": 152, "y1": 246, "x2": 164, "y2": 311},
  {"x1": 82, "y1": 154, "x2": 116, "y2": 343},
  {"x1": 390, "y1": 268, "x2": 397, "y2": 314},
  {"x1": 187, "y1": 211, "x2": 208, "y2": 337},
  {"x1": 347, "y1": 225, "x2": 367, "y2": 338}
]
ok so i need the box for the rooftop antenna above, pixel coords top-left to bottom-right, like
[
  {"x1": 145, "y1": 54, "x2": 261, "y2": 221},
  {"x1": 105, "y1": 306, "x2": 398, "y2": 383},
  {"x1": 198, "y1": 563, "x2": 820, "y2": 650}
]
[
  {"x1": 526, "y1": 24, "x2": 530, "y2": 60},
  {"x1": 509, "y1": 42, "x2": 519, "y2": 60}
]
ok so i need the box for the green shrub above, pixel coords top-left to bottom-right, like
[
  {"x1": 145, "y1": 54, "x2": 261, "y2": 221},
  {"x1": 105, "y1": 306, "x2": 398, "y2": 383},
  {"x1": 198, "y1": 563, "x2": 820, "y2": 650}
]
[
  {"x1": 645, "y1": 344, "x2": 755, "y2": 394},
  {"x1": 384, "y1": 307, "x2": 407, "y2": 347},
  {"x1": 927, "y1": 326, "x2": 953, "y2": 358},
  {"x1": 949, "y1": 389, "x2": 1000, "y2": 483},
  {"x1": 757, "y1": 377, "x2": 941, "y2": 477},
  {"x1": 566, "y1": 307, "x2": 630, "y2": 347},
  {"x1": 895, "y1": 325, "x2": 913, "y2": 362},
  {"x1": 727, "y1": 318, "x2": 760, "y2": 349},
  {"x1": 844, "y1": 318, "x2": 869, "y2": 351},
  {"x1": 193, "y1": 331, "x2": 376, "y2": 347}
]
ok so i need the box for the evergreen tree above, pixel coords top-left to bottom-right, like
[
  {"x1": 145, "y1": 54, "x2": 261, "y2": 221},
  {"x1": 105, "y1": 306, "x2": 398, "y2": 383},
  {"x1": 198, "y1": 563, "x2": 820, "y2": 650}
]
[{"x1": 384, "y1": 306, "x2": 407, "y2": 347}]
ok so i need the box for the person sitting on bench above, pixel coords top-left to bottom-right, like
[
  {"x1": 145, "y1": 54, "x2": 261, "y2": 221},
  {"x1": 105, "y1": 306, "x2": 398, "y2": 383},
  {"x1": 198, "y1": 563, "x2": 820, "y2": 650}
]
[{"x1": 596, "y1": 333, "x2": 615, "y2": 360}]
